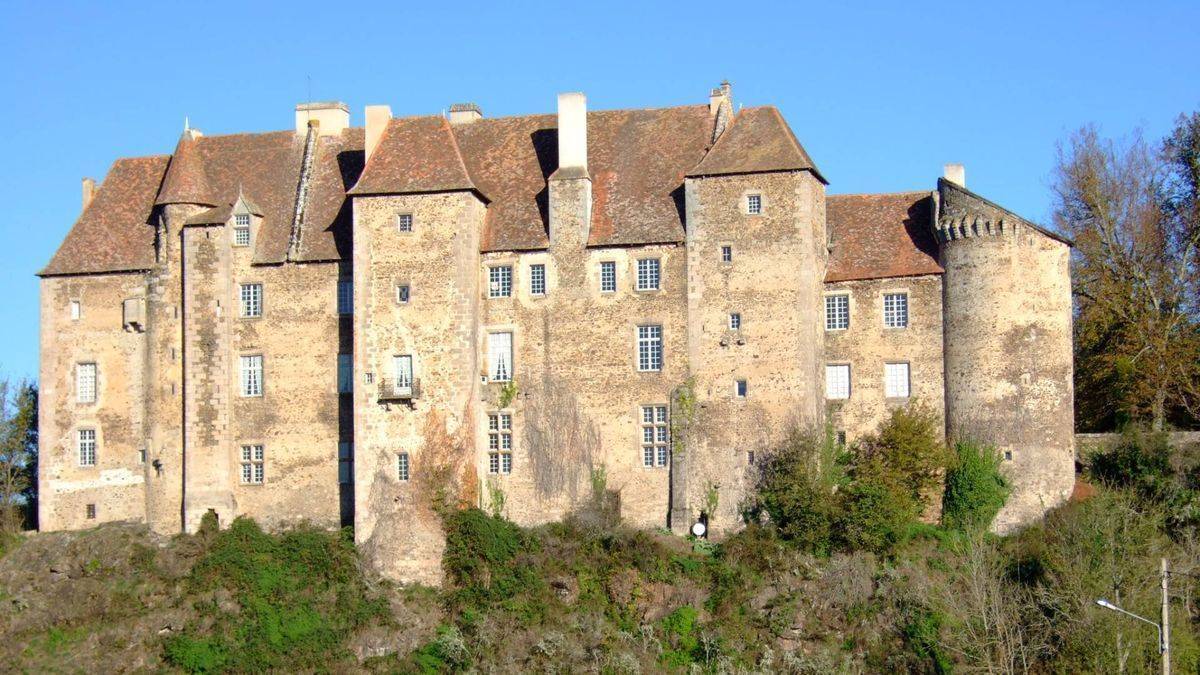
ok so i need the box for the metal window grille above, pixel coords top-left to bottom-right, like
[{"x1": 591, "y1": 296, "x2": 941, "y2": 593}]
[
  {"x1": 729, "y1": 313, "x2": 741, "y2": 330},
  {"x1": 488, "y1": 266, "x2": 512, "y2": 298},
  {"x1": 825, "y1": 364, "x2": 851, "y2": 400},
  {"x1": 396, "y1": 213, "x2": 413, "y2": 232},
  {"x1": 397, "y1": 452, "x2": 410, "y2": 481},
  {"x1": 397, "y1": 284, "x2": 411, "y2": 303},
  {"x1": 337, "y1": 278, "x2": 353, "y2": 315},
  {"x1": 637, "y1": 325, "x2": 662, "y2": 371},
  {"x1": 640, "y1": 405, "x2": 669, "y2": 468},
  {"x1": 747, "y1": 194, "x2": 762, "y2": 214},
  {"x1": 240, "y1": 444, "x2": 264, "y2": 484},
  {"x1": 78, "y1": 428, "x2": 96, "y2": 466},
  {"x1": 883, "y1": 293, "x2": 908, "y2": 328},
  {"x1": 529, "y1": 264, "x2": 546, "y2": 295},
  {"x1": 488, "y1": 332, "x2": 512, "y2": 381},
  {"x1": 825, "y1": 295, "x2": 849, "y2": 330},
  {"x1": 241, "y1": 355, "x2": 263, "y2": 397},
  {"x1": 488, "y1": 413, "x2": 513, "y2": 475},
  {"x1": 240, "y1": 283, "x2": 262, "y2": 318},
  {"x1": 721, "y1": 245, "x2": 732, "y2": 262},
  {"x1": 884, "y1": 362, "x2": 911, "y2": 398},
  {"x1": 77, "y1": 362, "x2": 96, "y2": 403},
  {"x1": 636, "y1": 258, "x2": 660, "y2": 291},
  {"x1": 600, "y1": 261, "x2": 617, "y2": 292}
]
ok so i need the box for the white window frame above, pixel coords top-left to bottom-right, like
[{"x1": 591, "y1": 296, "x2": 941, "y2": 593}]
[
  {"x1": 729, "y1": 312, "x2": 741, "y2": 330},
  {"x1": 76, "y1": 362, "x2": 97, "y2": 403},
  {"x1": 600, "y1": 261, "x2": 617, "y2": 293},
  {"x1": 70, "y1": 300, "x2": 81, "y2": 320},
  {"x1": 396, "y1": 213, "x2": 413, "y2": 233},
  {"x1": 825, "y1": 294, "x2": 849, "y2": 331},
  {"x1": 393, "y1": 354, "x2": 414, "y2": 388},
  {"x1": 240, "y1": 355, "x2": 263, "y2": 397},
  {"x1": 636, "y1": 325, "x2": 663, "y2": 372},
  {"x1": 747, "y1": 193, "x2": 763, "y2": 215},
  {"x1": 338, "y1": 354, "x2": 353, "y2": 393},
  {"x1": 233, "y1": 214, "x2": 251, "y2": 247},
  {"x1": 396, "y1": 284, "x2": 411, "y2": 304},
  {"x1": 635, "y1": 258, "x2": 661, "y2": 291},
  {"x1": 721, "y1": 245, "x2": 733, "y2": 263},
  {"x1": 640, "y1": 405, "x2": 669, "y2": 468},
  {"x1": 826, "y1": 364, "x2": 851, "y2": 400},
  {"x1": 397, "y1": 452, "x2": 410, "y2": 481},
  {"x1": 488, "y1": 265, "x2": 513, "y2": 298},
  {"x1": 735, "y1": 379, "x2": 748, "y2": 398},
  {"x1": 240, "y1": 444, "x2": 264, "y2": 484},
  {"x1": 487, "y1": 332, "x2": 513, "y2": 382},
  {"x1": 240, "y1": 283, "x2": 263, "y2": 318},
  {"x1": 885, "y1": 362, "x2": 911, "y2": 399},
  {"x1": 487, "y1": 412, "x2": 513, "y2": 475},
  {"x1": 883, "y1": 292, "x2": 908, "y2": 329},
  {"x1": 337, "y1": 278, "x2": 353, "y2": 315},
  {"x1": 78, "y1": 428, "x2": 97, "y2": 467},
  {"x1": 529, "y1": 264, "x2": 546, "y2": 296}
]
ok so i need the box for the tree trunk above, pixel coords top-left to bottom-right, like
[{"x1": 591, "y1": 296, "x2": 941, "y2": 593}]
[{"x1": 1152, "y1": 389, "x2": 1167, "y2": 432}]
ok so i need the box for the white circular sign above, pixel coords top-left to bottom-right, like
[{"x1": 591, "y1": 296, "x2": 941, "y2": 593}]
[{"x1": 691, "y1": 521, "x2": 707, "y2": 537}]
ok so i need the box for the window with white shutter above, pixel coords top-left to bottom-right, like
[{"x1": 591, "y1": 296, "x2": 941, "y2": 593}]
[{"x1": 488, "y1": 332, "x2": 513, "y2": 382}]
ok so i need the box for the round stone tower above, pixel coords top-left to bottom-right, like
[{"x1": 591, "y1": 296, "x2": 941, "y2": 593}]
[{"x1": 936, "y1": 171, "x2": 1074, "y2": 532}]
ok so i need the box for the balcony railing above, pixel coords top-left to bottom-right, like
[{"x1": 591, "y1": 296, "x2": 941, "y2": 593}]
[{"x1": 378, "y1": 377, "x2": 420, "y2": 402}]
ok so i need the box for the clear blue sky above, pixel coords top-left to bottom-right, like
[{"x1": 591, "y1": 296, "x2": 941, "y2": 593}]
[{"x1": 0, "y1": 1, "x2": 1196, "y2": 382}]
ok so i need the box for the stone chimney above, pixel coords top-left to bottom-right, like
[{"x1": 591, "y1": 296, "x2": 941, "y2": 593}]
[
  {"x1": 556, "y1": 92, "x2": 588, "y2": 176},
  {"x1": 364, "y1": 105, "x2": 392, "y2": 164},
  {"x1": 82, "y1": 177, "x2": 96, "y2": 211},
  {"x1": 449, "y1": 103, "x2": 482, "y2": 125},
  {"x1": 709, "y1": 81, "x2": 732, "y2": 115},
  {"x1": 943, "y1": 163, "x2": 966, "y2": 187},
  {"x1": 295, "y1": 101, "x2": 349, "y2": 137}
]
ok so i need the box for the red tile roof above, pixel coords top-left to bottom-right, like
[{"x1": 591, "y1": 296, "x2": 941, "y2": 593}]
[
  {"x1": 689, "y1": 106, "x2": 826, "y2": 183},
  {"x1": 155, "y1": 131, "x2": 216, "y2": 207},
  {"x1": 349, "y1": 116, "x2": 475, "y2": 196},
  {"x1": 826, "y1": 191, "x2": 943, "y2": 282}
]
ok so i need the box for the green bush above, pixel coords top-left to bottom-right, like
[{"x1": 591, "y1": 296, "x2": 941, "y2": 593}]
[
  {"x1": 658, "y1": 605, "x2": 702, "y2": 667},
  {"x1": 942, "y1": 441, "x2": 1010, "y2": 535},
  {"x1": 835, "y1": 479, "x2": 919, "y2": 554},
  {"x1": 1088, "y1": 427, "x2": 1175, "y2": 499},
  {"x1": 748, "y1": 426, "x2": 841, "y2": 554},
  {"x1": 442, "y1": 507, "x2": 541, "y2": 607}
]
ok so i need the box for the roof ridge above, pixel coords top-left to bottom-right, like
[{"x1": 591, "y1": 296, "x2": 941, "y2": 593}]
[
  {"x1": 829, "y1": 190, "x2": 932, "y2": 199},
  {"x1": 440, "y1": 116, "x2": 479, "y2": 197}
]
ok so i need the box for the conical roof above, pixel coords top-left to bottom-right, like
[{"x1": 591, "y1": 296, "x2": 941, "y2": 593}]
[{"x1": 155, "y1": 128, "x2": 217, "y2": 206}]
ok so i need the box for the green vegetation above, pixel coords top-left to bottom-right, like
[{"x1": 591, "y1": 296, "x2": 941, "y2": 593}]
[{"x1": 942, "y1": 441, "x2": 1010, "y2": 535}]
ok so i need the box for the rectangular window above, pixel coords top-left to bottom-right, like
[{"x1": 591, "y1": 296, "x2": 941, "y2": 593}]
[
  {"x1": 234, "y1": 214, "x2": 251, "y2": 246},
  {"x1": 488, "y1": 266, "x2": 513, "y2": 298},
  {"x1": 86, "y1": 504, "x2": 96, "y2": 519},
  {"x1": 883, "y1": 292, "x2": 908, "y2": 328},
  {"x1": 487, "y1": 332, "x2": 513, "y2": 382},
  {"x1": 240, "y1": 283, "x2": 262, "y2": 318},
  {"x1": 636, "y1": 325, "x2": 663, "y2": 372},
  {"x1": 77, "y1": 362, "x2": 97, "y2": 403},
  {"x1": 240, "y1": 355, "x2": 263, "y2": 397},
  {"x1": 735, "y1": 379, "x2": 748, "y2": 398},
  {"x1": 78, "y1": 428, "x2": 96, "y2": 466},
  {"x1": 825, "y1": 295, "x2": 849, "y2": 331},
  {"x1": 721, "y1": 245, "x2": 733, "y2": 263},
  {"x1": 826, "y1": 364, "x2": 851, "y2": 400},
  {"x1": 529, "y1": 264, "x2": 546, "y2": 296},
  {"x1": 729, "y1": 313, "x2": 741, "y2": 330},
  {"x1": 240, "y1": 444, "x2": 264, "y2": 484},
  {"x1": 599, "y1": 261, "x2": 617, "y2": 292},
  {"x1": 397, "y1": 452, "x2": 410, "y2": 481},
  {"x1": 636, "y1": 258, "x2": 661, "y2": 291},
  {"x1": 393, "y1": 355, "x2": 413, "y2": 388},
  {"x1": 885, "y1": 362, "x2": 911, "y2": 398},
  {"x1": 747, "y1": 194, "x2": 762, "y2": 215},
  {"x1": 487, "y1": 413, "x2": 513, "y2": 475},
  {"x1": 640, "y1": 405, "x2": 669, "y2": 468},
  {"x1": 397, "y1": 284, "x2": 411, "y2": 304},
  {"x1": 338, "y1": 354, "x2": 353, "y2": 393},
  {"x1": 396, "y1": 213, "x2": 413, "y2": 232},
  {"x1": 70, "y1": 300, "x2": 81, "y2": 320},
  {"x1": 338, "y1": 442, "x2": 353, "y2": 484},
  {"x1": 337, "y1": 278, "x2": 353, "y2": 315}
]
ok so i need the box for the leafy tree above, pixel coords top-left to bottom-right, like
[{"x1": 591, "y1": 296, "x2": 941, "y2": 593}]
[{"x1": 0, "y1": 378, "x2": 37, "y2": 533}]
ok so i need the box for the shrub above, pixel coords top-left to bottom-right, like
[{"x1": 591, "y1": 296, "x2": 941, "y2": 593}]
[
  {"x1": 1088, "y1": 426, "x2": 1175, "y2": 499},
  {"x1": 835, "y1": 479, "x2": 918, "y2": 554},
  {"x1": 442, "y1": 507, "x2": 540, "y2": 606},
  {"x1": 851, "y1": 403, "x2": 951, "y2": 503},
  {"x1": 748, "y1": 426, "x2": 841, "y2": 554},
  {"x1": 658, "y1": 605, "x2": 702, "y2": 667},
  {"x1": 942, "y1": 441, "x2": 1010, "y2": 535}
]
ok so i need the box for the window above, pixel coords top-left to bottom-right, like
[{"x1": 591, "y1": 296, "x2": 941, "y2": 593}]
[
  {"x1": 240, "y1": 283, "x2": 262, "y2": 318},
  {"x1": 735, "y1": 379, "x2": 748, "y2": 398},
  {"x1": 636, "y1": 325, "x2": 663, "y2": 372},
  {"x1": 747, "y1": 194, "x2": 762, "y2": 215},
  {"x1": 139, "y1": 448, "x2": 147, "y2": 464},
  {"x1": 729, "y1": 313, "x2": 741, "y2": 330},
  {"x1": 884, "y1": 362, "x2": 911, "y2": 398},
  {"x1": 337, "y1": 278, "x2": 353, "y2": 315},
  {"x1": 338, "y1": 354, "x2": 353, "y2": 393},
  {"x1": 1003, "y1": 450, "x2": 1013, "y2": 461},
  {"x1": 600, "y1": 261, "x2": 617, "y2": 293},
  {"x1": 826, "y1": 364, "x2": 850, "y2": 400},
  {"x1": 836, "y1": 431, "x2": 847, "y2": 447},
  {"x1": 636, "y1": 258, "x2": 660, "y2": 291},
  {"x1": 85, "y1": 504, "x2": 96, "y2": 519},
  {"x1": 70, "y1": 300, "x2": 81, "y2": 320},
  {"x1": 397, "y1": 284, "x2": 411, "y2": 304},
  {"x1": 396, "y1": 213, "x2": 413, "y2": 233},
  {"x1": 529, "y1": 264, "x2": 546, "y2": 296},
  {"x1": 78, "y1": 428, "x2": 96, "y2": 466},
  {"x1": 338, "y1": 442, "x2": 353, "y2": 484},
  {"x1": 233, "y1": 214, "x2": 251, "y2": 246},
  {"x1": 883, "y1": 293, "x2": 908, "y2": 328},
  {"x1": 397, "y1": 452, "x2": 410, "y2": 481},
  {"x1": 241, "y1": 355, "x2": 263, "y2": 397},
  {"x1": 721, "y1": 245, "x2": 733, "y2": 263},
  {"x1": 240, "y1": 444, "x2": 264, "y2": 484},
  {"x1": 487, "y1": 332, "x2": 513, "y2": 382},
  {"x1": 487, "y1": 413, "x2": 513, "y2": 475},
  {"x1": 825, "y1": 295, "x2": 849, "y2": 331},
  {"x1": 77, "y1": 362, "x2": 96, "y2": 403},
  {"x1": 393, "y1": 355, "x2": 413, "y2": 388},
  {"x1": 640, "y1": 405, "x2": 669, "y2": 468},
  {"x1": 488, "y1": 266, "x2": 512, "y2": 298}
]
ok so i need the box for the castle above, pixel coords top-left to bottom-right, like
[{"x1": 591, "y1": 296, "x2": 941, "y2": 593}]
[{"x1": 38, "y1": 86, "x2": 1075, "y2": 583}]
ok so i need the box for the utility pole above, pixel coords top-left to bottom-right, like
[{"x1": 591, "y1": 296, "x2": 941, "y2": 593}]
[{"x1": 1161, "y1": 557, "x2": 1170, "y2": 675}]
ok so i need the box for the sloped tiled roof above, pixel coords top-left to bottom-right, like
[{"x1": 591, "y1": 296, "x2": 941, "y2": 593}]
[
  {"x1": 349, "y1": 116, "x2": 475, "y2": 196},
  {"x1": 40, "y1": 156, "x2": 169, "y2": 276},
  {"x1": 155, "y1": 130, "x2": 216, "y2": 207},
  {"x1": 826, "y1": 191, "x2": 943, "y2": 282},
  {"x1": 689, "y1": 106, "x2": 826, "y2": 183}
]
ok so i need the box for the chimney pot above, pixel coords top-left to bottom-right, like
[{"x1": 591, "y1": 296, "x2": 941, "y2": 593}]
[
  {"x1": 364, "y1": 105, "x2": 392, "y2": 164},
  {"x1": 449, "y1": 103, "x2": 482, "y2": 125},
  {"x1": 295, "y1": 101, "x2": 349, "y2": 137},
  {"x1": 556, "y1": 92, "x2": 588, "y2": 174},
  {"x1": 82, "y1": 177, "x2": 96, "y2": 211},
  {"x1": 943, "y1": 163, "x2": 966, "y2": 187}
]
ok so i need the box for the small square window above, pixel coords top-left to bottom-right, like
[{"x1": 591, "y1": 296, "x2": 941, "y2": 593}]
[
  {"x1": 529, "y1": 264, "x2": 546, "y2": 296},
  {"x1": 636, "y1": 258, "x2": 660, "y2": 291},
  {"x1": 397, "y1": 284, "x2": 411, "y2": 304},
  {"x1": 735, "y1": 380, "x2": 748, "y2": 398},
  {"x1": 600, "y1": 261, "x2": 617, "y2": 293},
  {"x1": 396, "y1": 214, "x2": 413, "y2": 233},
  {"x1": 70, "y1": 300, "x2": 81, "y2": 320},
  {"x1": 721, "y1": 245, "x2": 733, "y2": 263},
  {"x1": 825, "y1": 295, "x2": 849, "y2": 331},
  {"x1": 488, "y1": 266, "x2": 513, "y2": 298},
  {"x1": 85, "y1": 504, "x2": 96, "y2": 519},
  {"x1": 139, "y1": 448, "x2": 147, "y2": 464},
  {"x1": 883, "y1": 293, "x2": 908, "y2": 328},
  {"x1": 729, "y1": 313, "x2": 741, "y2": 330},
  {"x1": 1004, "y1": 450, "x2": 1013, "y2": 461},
  {"x1": 397, "y1": 452, "x2": 410, "y2": 481},
  {"x1": 337, "y1": 278, "x2": 353, "y2": 315},
  {"x1": 747, "y1": 194, "x2": 762, "y2": 215}
]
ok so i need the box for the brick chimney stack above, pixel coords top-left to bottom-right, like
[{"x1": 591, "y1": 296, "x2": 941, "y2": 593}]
[
  {"x1": 556, "y1": 92, "x2": 588, "y2": 175},
  {"x1": 82, "y1": 177, "x2": 96, "y2": 211},
  {"x1": 709, "y1": 81, "x2": 732, "y2": 115},
  {"x1": 364, "y1": 105, "x2": 392, "y2": 164},
  {"x1": 448, "y1": 103, "x2": 482, "y2": 125},
  {"x1": 295, "y1": 101, "x2": 349, "y2": 137}
]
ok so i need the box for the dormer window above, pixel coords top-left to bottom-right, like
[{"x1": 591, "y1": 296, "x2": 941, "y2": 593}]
[{"x1": 233, "y1": 214, "x2": 251, "y2": 247}]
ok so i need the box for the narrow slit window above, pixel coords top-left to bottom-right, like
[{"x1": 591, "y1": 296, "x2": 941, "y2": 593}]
[
  {"x1": 735, "y1": 379, "x2": 748, "y2": 398},
  {"x1": 721, "y1": 245, "x2": 733, "y2": 263},
  {"x1": 70, "y1": 300, "x2": 81, "y2": 320},
  {"x1": 397, "y1": 284, "x2": 411, "y2": 304},
  {"x1": 397, "y1": 452, "x2": 410, "y2": 481}
]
